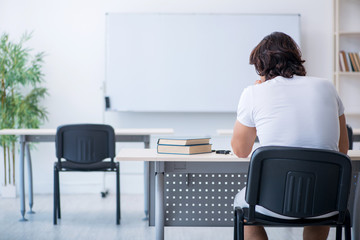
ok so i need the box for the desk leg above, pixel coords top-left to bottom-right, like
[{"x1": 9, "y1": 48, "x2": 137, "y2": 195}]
[
  {"x1": 144, "y1": 137, "x2": 150, "y2": 219},
  {"x1": 19, "y1": 136, "x2": 27, "y2": 221},
  {"x1": 26, "y1": 144, "x2": 35, "y2": 214},
  {"x1": 144, "y1": 161, "x2": 149, "y2": 220},
  {"x1": 352, "y1": 172, "x2": 360, "y2": 239},
  {"x1": 155, "y1": 171, "x2": 164, "y2": 240}
]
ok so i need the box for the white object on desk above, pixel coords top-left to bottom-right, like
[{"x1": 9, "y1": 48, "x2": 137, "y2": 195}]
[
  {"x1": 216, "y1": 129, "x2": 234, "y2": 136},
  {"x1": 353, "y1": 128, "x2": 360, "y2": 135}
]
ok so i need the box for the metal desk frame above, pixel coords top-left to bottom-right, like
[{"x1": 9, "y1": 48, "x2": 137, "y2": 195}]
[{"x1": 117, "y1": 149, "x2": 360, "y2": 240}]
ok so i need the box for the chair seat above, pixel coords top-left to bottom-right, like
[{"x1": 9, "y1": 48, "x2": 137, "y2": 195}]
[
  {"x1": 241, "y1": 207, "x2": 344, "y2": 226},
  {"x1": 56, "y1": 161, "x2": 118, "y2": 171}
]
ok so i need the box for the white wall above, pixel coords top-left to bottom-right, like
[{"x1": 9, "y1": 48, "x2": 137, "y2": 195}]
[{"x1": 0, "y1": 0, "x2": 334, "y2": 195}]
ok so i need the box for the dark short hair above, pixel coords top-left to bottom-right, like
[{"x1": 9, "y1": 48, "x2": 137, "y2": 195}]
[{"x1": 249, "y1": 32, "x2": 306, "y2": 80}]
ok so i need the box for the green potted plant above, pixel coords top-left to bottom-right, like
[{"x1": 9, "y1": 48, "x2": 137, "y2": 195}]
[{"x1": 0, "y1": 32, "x2": 48, "y2": 197}]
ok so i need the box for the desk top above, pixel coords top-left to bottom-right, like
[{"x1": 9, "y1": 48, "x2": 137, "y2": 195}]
[
  {"x1": 116, "y1": 148, "x2": 248, "y2": 162},
  {"x1": 217, "y1": 128, "x2": 360, "y2": 136},
  {"x1": 0, "y1": 128, "x2": 174, "y2": 136},
  {"x1": 116, "y1": 148, "x2": 360, "y2": 162}
]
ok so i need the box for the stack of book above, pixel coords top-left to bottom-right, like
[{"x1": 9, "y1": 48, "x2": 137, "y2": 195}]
[
  {"x1": 157, "y1": 137, "x2": 212, "y2": 155},
  {"x1": 339, "y1": 50, "x2": 360, "y2": 72}
]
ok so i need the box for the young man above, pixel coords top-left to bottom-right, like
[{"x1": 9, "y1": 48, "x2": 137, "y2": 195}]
[{"x1": 231, "y1": 32, "x2": 349, "y2": 240}]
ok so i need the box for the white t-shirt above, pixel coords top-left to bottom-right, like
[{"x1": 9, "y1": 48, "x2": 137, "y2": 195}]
[
  {"x1": 234, "y1": 75, "x2": 345, "y2": 218},
  {"x1": 237, "y1": 75, "x2": 344, "y2": 151}
]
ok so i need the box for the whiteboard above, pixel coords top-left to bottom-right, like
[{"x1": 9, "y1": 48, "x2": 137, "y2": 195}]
[{"x1": 105, "y1": 13, "x2": 300, "y2": 112}]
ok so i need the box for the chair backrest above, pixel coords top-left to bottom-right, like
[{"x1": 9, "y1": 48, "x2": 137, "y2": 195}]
[
  {"x1": 245, "y1": 146, "x2": 352, "y2": 221},
  {"x1": 55, "y1": 124, "x2": 115, "y2": 164}
]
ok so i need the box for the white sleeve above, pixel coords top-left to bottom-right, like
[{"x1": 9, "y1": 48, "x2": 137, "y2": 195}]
[
  {"x1": 236, "y1": 87, "x2": 255, "y2": 127},
  {"x1": 327, "y1": 80, "x2": 344, "y2": 117},
  {"x1": 336, "y1": 92, "x2": 345, "y2": 117},
  {"x1": 332, "y1": 85, "x2": 345, "y2": 117}
]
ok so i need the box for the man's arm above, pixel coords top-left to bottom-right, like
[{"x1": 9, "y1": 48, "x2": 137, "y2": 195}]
[
  {"x1": 231, "y1": 120, "x2": 257, "y2": 158},
  {"x1": 231, "y1": 77, "x2": 262, "y2": 158},
  {"x1": 338, "y1": 114, "x2": 349, "y2": 154}
]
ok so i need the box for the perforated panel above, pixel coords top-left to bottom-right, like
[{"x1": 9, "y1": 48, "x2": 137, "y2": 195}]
[
  {"x1": 149, "y1": 162, "x2": 360, "y2": 227},
  {"x1": 164, "y1": 173, "x2": 247, "y2": 226}
]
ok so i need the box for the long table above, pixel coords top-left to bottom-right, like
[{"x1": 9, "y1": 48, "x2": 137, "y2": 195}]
[
  {"x1": 116, "y1": 149, "x2": 360, "y2": 240},
  {"x1": 0, "y1": 128, "x2": 174, "y2": 221}
]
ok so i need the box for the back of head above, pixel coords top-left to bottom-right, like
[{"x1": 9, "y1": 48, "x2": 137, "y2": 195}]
[{"x1": 249, "y1": 32, "x2": 306, "y2": 80}]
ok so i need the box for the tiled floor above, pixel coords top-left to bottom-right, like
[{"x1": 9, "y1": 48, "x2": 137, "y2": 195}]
[{"x1": 0, "y1": 194, "x2": 339, "y2": 240}]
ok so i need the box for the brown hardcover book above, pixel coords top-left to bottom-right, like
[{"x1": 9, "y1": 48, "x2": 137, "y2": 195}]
[
  {"x1": 354, "y1": 52, "x2": 360, "y2": 72},
  {"x1": 157, "y1": 144, "x2": 212, "y2": 155},
  {"x1": 340, "y1": 51, "x2": 350, "y2": 72}
]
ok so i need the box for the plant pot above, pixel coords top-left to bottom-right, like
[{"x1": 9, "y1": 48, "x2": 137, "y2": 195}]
[{"x1": 1, "y1": 184, "x2": 16, "y2": 198}]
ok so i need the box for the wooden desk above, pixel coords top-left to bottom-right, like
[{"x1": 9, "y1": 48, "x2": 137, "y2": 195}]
[
  {"x1": 116, "y1": 149, "x2": 360, "y2": 240},
  {"x1": 0, "y1": 128, "x2": 174, "y2": 221}
]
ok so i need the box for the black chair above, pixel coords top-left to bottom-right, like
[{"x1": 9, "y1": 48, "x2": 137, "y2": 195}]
[
  {"x1": 234, "y1": 146, "x2": 352, "y2": 240},
  {"x1": 54, "y1": 124, "x2": 120, "y2": 225},
  {"x1": 347, "y1": 124, "x2": 353, "y2": 150}
]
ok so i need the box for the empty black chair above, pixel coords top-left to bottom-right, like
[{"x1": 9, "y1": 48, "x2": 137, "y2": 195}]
[
  {"x1": 54, "y1": 124, "x2": 120, "y2": 225},
  {"x1": 234, "y1": 146, "x2": 352, "y2": 240}
]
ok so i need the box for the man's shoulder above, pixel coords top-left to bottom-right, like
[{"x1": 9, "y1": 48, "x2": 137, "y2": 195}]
[
  {"x1": 301, "y1": 75, "x2": 330, "y2": 83},
  {"x1": 295, "y1": 76, "x2": 333, "y2": 88},
  {"x1": 310, "y1": 76, "x2": 334, "y2": 88}
]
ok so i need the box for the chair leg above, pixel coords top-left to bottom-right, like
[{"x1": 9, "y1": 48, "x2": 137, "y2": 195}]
[
  {"x1": 344, "y1": 212, "x2": 351, "y2": 240},
  {"x1": 345, "y1": 226, "x2": 351, "y2": 240},
  {"x1": 234, "y1": 208, "x2": 245, "y2": 240},
  {"x1": 336, "y1": 225, "x2": 342, "y2": 240},
  {"x1": 239, "y1": 219, "x2": 244, "y2": 240},
  {"x1": 234, "y1": 210, "x2": 238, "y2": 240},
  {"x1": 57, "y1": 170, "x2": 61, "y2": 219},
  {"x1": 53, "y1": 166, "x2": 58, "y2": 225},
  {"x1": 116, "y1": 166, "x2": 121, "y2": 225}
]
